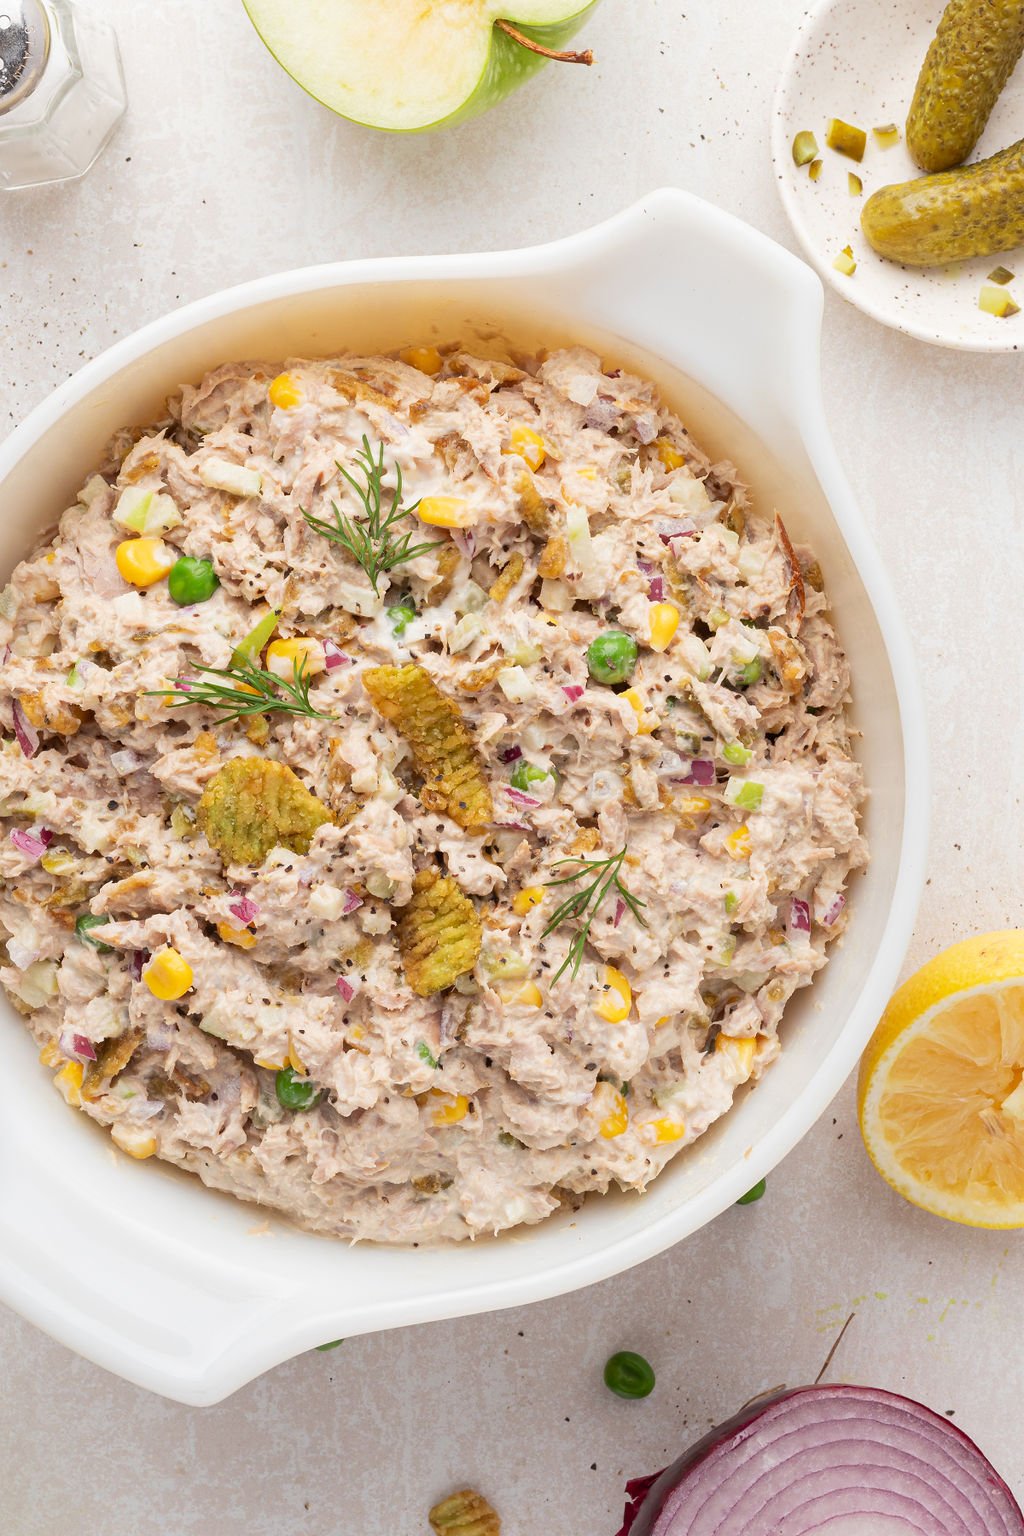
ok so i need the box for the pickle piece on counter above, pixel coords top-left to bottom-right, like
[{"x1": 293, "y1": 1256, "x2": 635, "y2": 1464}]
[
  {"x1": 907, "y1": 0, "x2": 1024, "y2": 173},
  {"x1": 862, "y1": 138, "x2": 1024, "y2": 265},
  {"x1": 198, "y1": 756, "x2": 332, "y2": 864}
]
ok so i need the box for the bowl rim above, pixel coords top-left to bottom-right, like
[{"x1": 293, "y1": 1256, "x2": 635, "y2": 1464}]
[{"x1": 0, "y1": 189, "x2": 929, "y2": 1402}]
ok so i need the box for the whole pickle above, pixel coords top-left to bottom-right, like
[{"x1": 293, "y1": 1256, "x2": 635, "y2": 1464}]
[
  {"x1": 907, "y1": 0, "x2": 1024, "y2": 172},
  {"x1": 862, "y1": 137, "x2": 1024, "y2": 264}
]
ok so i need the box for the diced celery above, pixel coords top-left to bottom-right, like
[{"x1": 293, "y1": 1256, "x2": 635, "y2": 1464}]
[
  {"x1": 231, "y1": 608, "x2": 280, "y2": 666},
  {"x1": 724, "y1": 891, "x2": 738, "y2": 915},
  {"x1": 722, "y1": 741, "x2": 752, "y2": 767},
  {"x1": 113, "y1": 487, "x2": 183, "y2": 535},
  {"x1": 497, "y1": 665, "x2": 535, "y2": 703},
  {"x1": 707, "y1": 607, "x2": 730, "y2": 630},
  {"x1": 725, "y1": 778, "x2": 764, "y2": 812},
  {"x1": 565, "y1": 504, "x2": 595, "y2": 575},
  {"x1": 199, "y1": 457, "x2": 263, "y2": 498}
]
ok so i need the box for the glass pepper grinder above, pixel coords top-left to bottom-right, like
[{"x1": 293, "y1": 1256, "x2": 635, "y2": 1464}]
[{"x1": 0, "y1": 0, "x2": 126, "y2": 190}]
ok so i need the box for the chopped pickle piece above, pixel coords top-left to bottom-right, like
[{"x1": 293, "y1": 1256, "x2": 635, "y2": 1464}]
[
  {"x1": 197, "y1": 757, "x2": 332, "y2": 865},
  {"x1": 398, "y1": 868, "x2": 482, "y2": 997},
  {"x1": 362, "y1": 663, "x2": 493, "y2": 829},
  {"x1": 833, "y1": 245, "x2": 857, "y2": 277},
  {"x1": 872, "y1": 123, "x2": 900, "y2": 149},
  {"x1": 808, "y1": 158, "x2": 823, "y2": 182},
  {"x1": 792, "y1": 129, "x2": 819, "y2": 167},
  {"x1": 988, "y1": 265, "x2": 1015, "y2": 285},
  {"x1": 848, "y1": 172, "x2": 863, "y2": 196},
  {"x1": 979, "y1": 283, "x2": 1020, "y2": 318},
  {"x1": 826, "y1": 118, "x2": 867, "y2": 162},
  {"x1": 429, "y1": 1489, "x2": 501, "y2": 1536}
]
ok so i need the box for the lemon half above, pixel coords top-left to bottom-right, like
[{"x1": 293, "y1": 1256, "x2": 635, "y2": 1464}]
[{"x1": 858, "y1": 932, "x2": 1024, "y2": 1228}]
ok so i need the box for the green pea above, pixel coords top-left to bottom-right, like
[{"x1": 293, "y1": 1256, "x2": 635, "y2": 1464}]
[
  {"x1": 737, "y1": 1178, "x2": 766, "y2": 1205},
  {"x1": 168, "y1": 557, "x2": 219, "y2": 607},
  {"x1": 275, "y1": 1067, "x2": 322, "y2": 1112},
  {"x1": 510, "y1": 760, "x2": 553, "y2": 791},
  {"x1": 603, "y1": 1350, "x2": 656, "y2": 1399},
  {"x1": 75, "y1": 913, "x2": 112, "y2": 954},
  {"x1": 737, "y1": 657, "x2": 762, "y2": 687},
  {"x1": 586, "y1": 630, "x2": 638, "y2": 685},
  {"x1": 387, "y1": 600, "x2": 417, "y2": 635}
]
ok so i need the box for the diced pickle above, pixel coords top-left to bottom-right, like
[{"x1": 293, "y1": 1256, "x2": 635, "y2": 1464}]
[
  {"x1": 833, "y1": 245, "x2": 857, "y2": 277},
  {"x1": 979, "y1": 283, "x2": 1020, "y2": 318},
  {"x1": 872, "y1": 123, "x2": 900, "y2": 149},
  {"x1": 826, "y1": 118, "x2": 867, "y2": 162},
  {"x1": 988, "y1": 265, "x2": 1015, "y2": 285},
  {"x1": 848, "y1": 173, "x2": 863, "y2": 196},
  {"x1": 808, "y1": 158, "x2": 823, "y2": 182},
  {"x1": 792, "y1": 130, "x2": 819, "y2": 167}
]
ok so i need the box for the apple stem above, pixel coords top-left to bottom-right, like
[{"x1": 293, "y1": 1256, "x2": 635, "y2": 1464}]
[{"x1": 495, "y1": 18, "x2": 594, "y2": 65}]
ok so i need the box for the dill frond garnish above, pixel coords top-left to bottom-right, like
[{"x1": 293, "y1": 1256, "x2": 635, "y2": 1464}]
[
  {"x1": 542, "y1": 845, "x2": 647, "y2": 982},
  {"x1": 302, "y1": 435, "x2": 441, "y2": 594},
  {"x1": 149, "y1": 656, "x2": 334, "y2": 724}
]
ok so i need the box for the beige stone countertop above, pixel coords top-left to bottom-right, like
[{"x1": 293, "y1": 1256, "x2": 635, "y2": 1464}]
[{"x1": 1, "y1": 1, "x2": 1022, "y2": 1531}]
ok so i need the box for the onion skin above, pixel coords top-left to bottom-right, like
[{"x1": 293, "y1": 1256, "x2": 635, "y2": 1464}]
[{"x1": 616, "y1": 1384, "x2": 1024, "y2": 1536}]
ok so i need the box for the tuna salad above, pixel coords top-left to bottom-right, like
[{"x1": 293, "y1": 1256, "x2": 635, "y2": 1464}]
[{"x1": 0, "y1": 345, "x2": 866, "y2": 1243}]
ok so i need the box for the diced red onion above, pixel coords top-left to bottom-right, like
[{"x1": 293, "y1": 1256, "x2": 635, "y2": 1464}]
[
  {"x1": 637, "y1": 559, "x2": 654, "y2": 576},
  {"x1": 790, "y1": 898, "x2": 811, "y2": 934},
  {"x1": 12, "y1": 699, "x2": 38, "y2": 759},
  {"x1": 659, "y1": 521, "x2": 697, "y2": 551},
  {"x1": 503, "y1": 787, "x2": 540, "y2": 808},
  {"x1": 499, "y1": 745, "x2": 523, "y2": 765},
  {"x1": 341, "y1": 889, "x2": 363, "y2": 916},
  {"x1": 451, "y1": 529, "x2": 476, "y2": 560},
  {"x1": 632, "y1": 412, "x2": 659, "y2": 445},
  {"x1": 60, "y1": 1031, "x2": 97, "y2": 1063},
  {"x1": 297, "y1": 866, "x2": 315, "y2": 888},
  {"x1": 6, "y1": 937, "x2": 38, "y2": 970},
  {"x1": 492, "y1": 820, "x2": 530, "y2": 833},
  {"x1": 1, "y1": 644, "x2": 9, "y2": 666},
  {"x1": 822, "y1": 893, "x2": 846, "y2": 927},
  {"x1": 336, "y1": 975, "x2": 356, "y2": 1003},
  {"x1": 678, "y1": 759, "x2": 715, "y2": 787},
  {"x1": 613, "y1": 898, "x2": 625, "y2": 928},
  {"x1": 323, "y1": 639, "x2": 350, "y2": 670},
  {"x1": 229, "y1": 894, "x2": 260, "y2": 926},
  {"x1": 132, "y1": 1099, "x2": 167, "y2": 1121},
  {"x1": 584, "y1": 398, "x2": 619, "y2": 433},
  {"x1": 110, "y1": 748, "x2": 143, "y2": 775},
  {"x1": 616, "y1": 1384, "x2": 1024, "y2": 1536},
  {"x1": 130, "y1": 950, "x2": 147, "y2": 981},
  {"x1": 10, "y1": 827, "x2": 50, "y2": 861},
  {"x1": 562, "y1": 684, "x2": 584, "y2": 703},
  {"x1": 648, "y1": 576, "x2": 665, "y2": 602}
]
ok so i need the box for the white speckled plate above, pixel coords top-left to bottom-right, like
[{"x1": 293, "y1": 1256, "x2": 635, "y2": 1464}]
[{"x1": 772, "y1": 0, "x2": 1024, "y2": 351}]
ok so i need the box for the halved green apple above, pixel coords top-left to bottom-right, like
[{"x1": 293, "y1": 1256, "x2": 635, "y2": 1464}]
[{"x1": 242, "y1": 0, "x2": 601, "y2": 133}]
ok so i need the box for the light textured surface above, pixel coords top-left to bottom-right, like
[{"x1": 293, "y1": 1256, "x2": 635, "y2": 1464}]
[{"x1": 1, "y1": 2, "x2": 1022, "y2": 1532}]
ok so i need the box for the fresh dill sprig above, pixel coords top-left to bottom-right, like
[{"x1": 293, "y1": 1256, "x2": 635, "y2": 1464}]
[
  {"x1": 149, "y1": 655, "x2": 334, "y2": 724},
  {"x1": 542, "y1": 846, "x2": 647, "y2": 982},
  {"x1": 302, "y1": 435, "x2": 441, "y2": 595}
]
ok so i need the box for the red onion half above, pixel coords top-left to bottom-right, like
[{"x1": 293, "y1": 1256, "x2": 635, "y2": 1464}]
[{"x1": 616, "y1": 1385, "x2": 1023, "y2": 1536}]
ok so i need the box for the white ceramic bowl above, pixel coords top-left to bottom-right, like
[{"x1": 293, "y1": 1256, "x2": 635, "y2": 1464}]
[{"x1": 0, "y1": 190, "x2": 927, "y2": 1404}]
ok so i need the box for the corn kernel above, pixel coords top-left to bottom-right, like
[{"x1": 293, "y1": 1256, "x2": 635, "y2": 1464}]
[
  {"x1": 265, "y1": 636, "x2": 325, "y2": 682},
  {"x1": 655, "y1": 1015, "x2": 672, "y2": 1029},
  {"x1": 655, "y1": 439, "x2": 686, "y2": 471},
  {"x1": 39, "y1": 1039, "x2": 62, "y2": 1067},
  {"x1": 255, "y1": 1057, "x2": 288, "y2": 1071},
  {"x1": 726, "y1": 824, "x2": 752, "y2": 861},
  {"x1": 576, "y1": 465, "x2": 598, "y2": 481},
  {"x1": 142, "y1": 947, "x2": 193, "y2": 1001},
  {"x1": 593, "y1": 1082, "x2": 629, "y2": 1139},
  {"x1": 347, "y1": 1024, "x2": 366, "y2": 1042},
  {"x1": 503, "y1": 424, "x2": 547, "y2": 472},
  {"x1": 717, "y1": 1034, "x2": 757, "y2": 1077},
  {"x1": 418, "y1": 495, "x2": 477, "y2": 529},
  {"x1": 595, "y1": 965, "x2": 632, "y2": 1024},
  {"x1": 54, "y1": 1060, "x2": 84, "y2": 1107},
  {"x1": 431, "y1": 1090, "x2": 470, "y2": 1126},
  {"x1": 646, "y1": 1116, "x2": 687, "y2": 1144},
  {"x1": 621, "y1": 687, "x2": 659, "y2": 735},
  {"x1": 676, "y1": 793, "x2": 712, "y2": 817},
  {"x1": 287, "y1": 1032, "x2": 308, "y2": 1075},
  {"x1": 517, "y1": 981, "x2": 543, "y2": 1008},
  {"x1": 115, "y1": 537, "x2": 175, "y2": 589},
  {"x1": 400, "y1": 345, "x2": 443, "y2": 375},
  {"x1": 111, "y1": 1123, "x2": 158, "y2": 1159},
  {"x1": 647, "y1": 601, "x2": 680, "y2": 653},
  {"x1": 217, "y1": 922, "x2": 258, "y2": 950},
  {"x1": 512, "y1": 886, "x2": 545, "y2": 917},
  {"x1": 269, "y1": 372, "x2": 302, "y2": 409}
]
